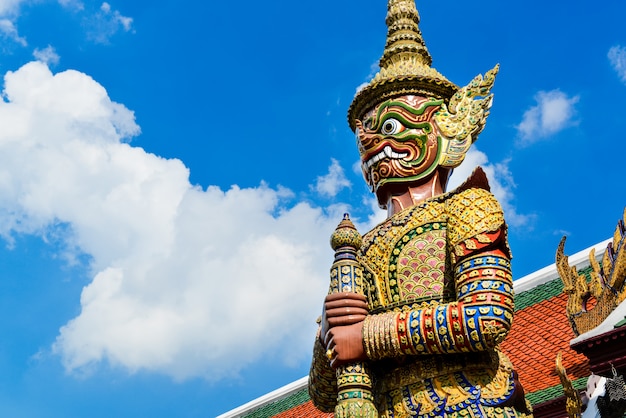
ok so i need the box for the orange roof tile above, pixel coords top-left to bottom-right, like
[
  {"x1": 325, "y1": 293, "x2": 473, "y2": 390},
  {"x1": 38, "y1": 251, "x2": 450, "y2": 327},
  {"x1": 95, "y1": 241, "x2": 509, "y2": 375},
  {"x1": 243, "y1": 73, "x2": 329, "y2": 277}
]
[
  {"x1": 501, "y1": 292, "x2": 589, "y2": 394},
  {"x1": 273, "y1": 401, "x2": 332, "y2": 418}
]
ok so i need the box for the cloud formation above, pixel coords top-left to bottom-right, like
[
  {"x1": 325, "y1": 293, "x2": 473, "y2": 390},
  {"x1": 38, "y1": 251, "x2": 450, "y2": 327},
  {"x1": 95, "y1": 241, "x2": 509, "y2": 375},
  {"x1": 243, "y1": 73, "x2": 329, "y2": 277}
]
[
  {"x1": 0, "y1": 1, "x2": 132, "y2": 48},
  {"x1": 0, "y1": 61, "x2": 345, "y2": 380},
  {"x1": 58, "y1": 0, "x2": 85, "y2": 10},
  {"x1": 608, "y1": 45, "x2": 626, "y2": 84},
  {"x1": 355, "y1": 60, "x2": 380, "y2": 94},
  {"x1": 86, "y1": 2, "x2": 133, "y2": 44},
  {"x1": 0, "y1": 14, "x2": 26, "y2": 46},
  {"x1": 515, "y1": 90, "x2": 579, "y2": 145},
  {"x1": 314, "y1": 158, "x2": 351, "y2": 198},
  {"x1": 33, "y1": 45, "x2": 60, "y2": 65}
]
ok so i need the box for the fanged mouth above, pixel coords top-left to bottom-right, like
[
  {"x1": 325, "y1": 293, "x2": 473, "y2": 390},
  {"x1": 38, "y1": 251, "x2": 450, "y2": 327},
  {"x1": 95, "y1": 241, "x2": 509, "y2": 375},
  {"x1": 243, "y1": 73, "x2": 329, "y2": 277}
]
[{"x1": 364, "y1": 145, "x2": 408, "y2": 169}]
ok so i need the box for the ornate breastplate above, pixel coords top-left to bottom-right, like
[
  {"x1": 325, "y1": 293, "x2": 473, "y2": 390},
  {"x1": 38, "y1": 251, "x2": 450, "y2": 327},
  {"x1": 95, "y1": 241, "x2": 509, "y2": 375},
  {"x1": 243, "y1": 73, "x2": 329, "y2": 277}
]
[{"x1": 359, "y1": 197, "x2": 455, "y2": 314}]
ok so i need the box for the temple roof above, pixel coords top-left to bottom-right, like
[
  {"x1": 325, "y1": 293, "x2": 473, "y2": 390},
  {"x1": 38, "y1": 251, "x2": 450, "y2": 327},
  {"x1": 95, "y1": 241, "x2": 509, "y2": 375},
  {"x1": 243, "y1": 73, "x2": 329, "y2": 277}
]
[
  {"x1": 218, "y1": 240, "x2": 611, "y2": 418},
  {"x1": 502, "y1": 284, "x2": 589, "y2": 398}
]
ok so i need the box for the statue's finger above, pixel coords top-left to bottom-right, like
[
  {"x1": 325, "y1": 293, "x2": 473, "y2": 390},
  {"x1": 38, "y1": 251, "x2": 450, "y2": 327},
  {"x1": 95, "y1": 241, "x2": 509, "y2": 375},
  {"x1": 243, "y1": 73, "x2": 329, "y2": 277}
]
[
  {"x1": 325, "y1": 298, "x2": 368, "y2": 311},
  {"x1": 326, "y1": 307, "x2": 368, "y2": 318},
  {"x1": 328, "y1": 314, "x2": 367, "y2": 327},
  {"x1": 325, "y1": 292, "x2": 367, "y2": 303}
]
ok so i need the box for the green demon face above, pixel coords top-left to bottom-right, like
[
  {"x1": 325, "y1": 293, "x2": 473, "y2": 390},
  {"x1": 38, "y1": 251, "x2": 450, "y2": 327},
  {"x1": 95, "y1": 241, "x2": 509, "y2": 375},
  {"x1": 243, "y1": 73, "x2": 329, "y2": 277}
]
[{"x1": 355, "y1": 95, "x2": 443, "y2": 195}]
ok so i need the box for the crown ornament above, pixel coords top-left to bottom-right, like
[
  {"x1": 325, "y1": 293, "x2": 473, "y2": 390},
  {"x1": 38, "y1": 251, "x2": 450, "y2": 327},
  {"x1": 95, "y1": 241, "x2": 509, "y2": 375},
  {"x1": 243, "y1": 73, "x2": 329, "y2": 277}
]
[
  {"x1": 348, "y1": 0, "x2": 459, "y2": 130},
  {"x1": 348, "y1": 0, "x2": 499, "y2": 172}
]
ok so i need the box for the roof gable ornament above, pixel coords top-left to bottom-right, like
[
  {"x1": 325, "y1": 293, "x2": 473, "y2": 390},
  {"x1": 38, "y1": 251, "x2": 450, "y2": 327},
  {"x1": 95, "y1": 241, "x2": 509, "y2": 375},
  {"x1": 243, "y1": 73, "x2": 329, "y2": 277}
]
[{"x1": 557, "y1": 208, "x2": 626, "y2": 336}]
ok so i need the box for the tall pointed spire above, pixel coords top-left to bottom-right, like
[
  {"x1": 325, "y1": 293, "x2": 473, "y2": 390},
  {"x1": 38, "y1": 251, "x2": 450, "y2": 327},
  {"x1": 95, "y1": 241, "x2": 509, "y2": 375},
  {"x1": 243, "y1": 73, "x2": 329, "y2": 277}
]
[
  {"x1": 348, "y1": 0, "x2": 458, "y2": 131},
  {"x1": 380, "y1": 0, "x2": 432, "y2": 69}
]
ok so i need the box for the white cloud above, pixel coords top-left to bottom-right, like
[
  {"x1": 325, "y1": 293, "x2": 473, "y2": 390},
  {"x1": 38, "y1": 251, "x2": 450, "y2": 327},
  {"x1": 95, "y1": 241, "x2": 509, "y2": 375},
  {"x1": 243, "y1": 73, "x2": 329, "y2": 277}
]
[
  {"x1": 58, "y1": 0, "x2": 84, "y2": 11},
  {"x1": 358, "y1": 195, "x2": 386, "y2": 230},
  {"x1": 0, "y1": 17, "x2": 25, "y2": 46},
  {"x1": 0, "y1": 61, "x2": 344, "y2": 380},
  {"x1": 87, "y1": 2, "x2": 133, "y2": 44},
  {"x1": 0, "y1": 0, "x2": 25, "y2": 16},
  {"x1": 608, "y1": 45, "x2": 626, "y2": 84},
  {"x1": 355, "y1": 60, "x2": 380, "y2": 94},
  {"x1": 0, "y1": 1, "x2": 131, "y2": 49},
  {"x1": 0, "y1": 0, "x2": 27, "y2": 46},
  {"x1": 33, "y1": 45, "x2": 60, "y2": 66},
  {"x1": 0, "y1": 0, "x2": 130, "y2": 47},
  {"x1": 448, "y1": 147, "x2": 531, "y2": 228},
  {"x1": 355, "y1": 81, "x2": 369, "y2": 94},
  {"x1": 515, "y1": 90, "x2": 579, "y2": 145},
  {"x1": 314, "y1": 158, "x2": 351, "y2": 198},
  {"x1": 101, "y1": 2, "x2": 131, "y2": 31}
]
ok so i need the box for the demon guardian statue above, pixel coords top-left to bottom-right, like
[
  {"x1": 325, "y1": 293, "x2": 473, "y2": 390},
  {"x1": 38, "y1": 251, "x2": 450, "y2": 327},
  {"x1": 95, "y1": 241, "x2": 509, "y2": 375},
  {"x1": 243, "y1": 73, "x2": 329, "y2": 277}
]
[{"x1": 309, "y1": 1, "x2": 532, "y2": 417}]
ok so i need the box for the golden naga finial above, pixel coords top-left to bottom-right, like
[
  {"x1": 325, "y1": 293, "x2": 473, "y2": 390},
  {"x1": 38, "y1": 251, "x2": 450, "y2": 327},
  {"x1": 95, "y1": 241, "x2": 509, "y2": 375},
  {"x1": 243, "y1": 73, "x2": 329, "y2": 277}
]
[
  {"x1": 556, "y1": 352, "x2": 583, "y2": 418},
  {"x1": 557, "y1": 208, "x2": 626, "y2": 336},
  {"x1": 556, "y1": 236, "x2": 589, "y2": 317}
]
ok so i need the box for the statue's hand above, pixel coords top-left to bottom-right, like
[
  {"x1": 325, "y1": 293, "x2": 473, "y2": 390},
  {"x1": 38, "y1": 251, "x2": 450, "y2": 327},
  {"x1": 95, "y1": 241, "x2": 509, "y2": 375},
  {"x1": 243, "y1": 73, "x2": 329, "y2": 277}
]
[
  {"x1": 320, "y1": 292, "x2": 368, "y2": 345},
  {"x1": 324, "y1": 322, "x2": 367, "y2": 368}
]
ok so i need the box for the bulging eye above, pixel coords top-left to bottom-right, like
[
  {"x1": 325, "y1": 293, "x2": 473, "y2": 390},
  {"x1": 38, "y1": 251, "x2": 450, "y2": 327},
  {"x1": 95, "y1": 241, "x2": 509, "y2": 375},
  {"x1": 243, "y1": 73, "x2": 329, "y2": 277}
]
[{"x1": 380, "y1": 118, "x2": 404, "y2": 135}]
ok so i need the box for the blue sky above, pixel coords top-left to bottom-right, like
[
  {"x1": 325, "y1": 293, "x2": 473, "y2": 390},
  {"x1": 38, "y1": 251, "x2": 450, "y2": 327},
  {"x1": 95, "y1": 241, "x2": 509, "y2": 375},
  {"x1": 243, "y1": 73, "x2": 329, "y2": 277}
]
[{"x1": 0, "y1": 0, "x2": 624, "y2": 416}]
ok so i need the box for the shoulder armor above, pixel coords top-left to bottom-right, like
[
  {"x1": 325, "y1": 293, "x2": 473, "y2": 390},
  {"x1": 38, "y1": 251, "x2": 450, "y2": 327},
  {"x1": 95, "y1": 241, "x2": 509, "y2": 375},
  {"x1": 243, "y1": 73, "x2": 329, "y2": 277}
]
[{"x1": 446, "y1": 187, "x2": 505, "y2": 246}]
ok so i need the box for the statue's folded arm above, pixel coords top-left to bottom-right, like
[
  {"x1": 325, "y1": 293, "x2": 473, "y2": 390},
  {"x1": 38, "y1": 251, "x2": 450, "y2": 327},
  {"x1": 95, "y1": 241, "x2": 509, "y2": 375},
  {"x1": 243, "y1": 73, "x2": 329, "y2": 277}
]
[
  {"x1": 362, "y1": 189, "x2": 514, "y2": 360},
  {"x1": 362, "y1": 244, "x2": 514, "y2": 360}
]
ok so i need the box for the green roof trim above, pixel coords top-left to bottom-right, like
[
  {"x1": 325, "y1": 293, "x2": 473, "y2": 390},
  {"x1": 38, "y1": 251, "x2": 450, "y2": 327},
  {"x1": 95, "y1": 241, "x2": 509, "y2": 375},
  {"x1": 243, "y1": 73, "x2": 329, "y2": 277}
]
[
  {"x1": 243, "y1": 387, "x2": 310, "y2": 417},
  {"x1": 514, "y1": 278, "x2": 563, "y2": 311},
  {"x1": 526, "y1": 376, "x2": 588, "y2": 406},
  {"x1": 514, "y1": 266, "x2": 594, "y2": 311}
]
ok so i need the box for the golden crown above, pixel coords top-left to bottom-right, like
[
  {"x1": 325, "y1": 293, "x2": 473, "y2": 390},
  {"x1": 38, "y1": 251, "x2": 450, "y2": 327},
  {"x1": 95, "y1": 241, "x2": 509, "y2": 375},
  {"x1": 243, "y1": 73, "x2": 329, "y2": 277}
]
[{"x1": 348, "y1": 0, "x2": 458, "y2": 131}]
